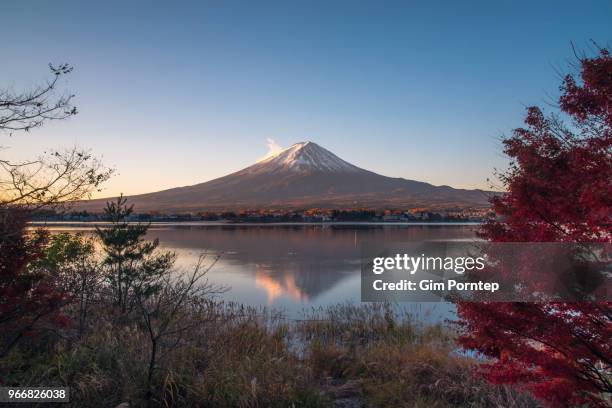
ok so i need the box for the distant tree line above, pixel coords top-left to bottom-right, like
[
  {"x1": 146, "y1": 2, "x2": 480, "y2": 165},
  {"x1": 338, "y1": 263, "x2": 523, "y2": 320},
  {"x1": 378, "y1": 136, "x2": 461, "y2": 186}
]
[{"x1": 31, "y1": 208, "x2": 489, "y2": 223}]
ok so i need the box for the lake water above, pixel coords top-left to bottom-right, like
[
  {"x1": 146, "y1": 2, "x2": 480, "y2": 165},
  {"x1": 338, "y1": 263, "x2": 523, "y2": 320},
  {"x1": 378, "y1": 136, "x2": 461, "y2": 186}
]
[{"x1": 44, "y1": 223, "x2": 479, "y2": 321}]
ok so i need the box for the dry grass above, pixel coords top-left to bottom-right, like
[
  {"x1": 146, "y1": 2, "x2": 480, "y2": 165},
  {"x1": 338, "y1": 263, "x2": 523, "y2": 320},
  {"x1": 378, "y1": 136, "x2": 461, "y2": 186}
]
[
  {"x1": 1, "y1": 301, "x2": 539, "y2": 407},
  {"x1": 297, "y1": 303, "x2": 538, "y2": 408}
]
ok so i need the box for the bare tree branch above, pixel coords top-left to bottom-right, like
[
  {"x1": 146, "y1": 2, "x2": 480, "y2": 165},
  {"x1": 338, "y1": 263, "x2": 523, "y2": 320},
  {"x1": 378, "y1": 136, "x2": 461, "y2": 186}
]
[
  {"x1": 0, "y1": 64, "x2": 113, "y2": 210},
  {"x1": 0, "y1": 64, "x2": 76, "y2": 134}
]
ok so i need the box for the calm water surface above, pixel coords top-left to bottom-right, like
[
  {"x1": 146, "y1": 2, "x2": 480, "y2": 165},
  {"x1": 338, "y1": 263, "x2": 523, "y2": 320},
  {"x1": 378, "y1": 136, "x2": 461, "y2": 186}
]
[{"x1": 46, "y1": 224, "x2": 478, "y2": 321}]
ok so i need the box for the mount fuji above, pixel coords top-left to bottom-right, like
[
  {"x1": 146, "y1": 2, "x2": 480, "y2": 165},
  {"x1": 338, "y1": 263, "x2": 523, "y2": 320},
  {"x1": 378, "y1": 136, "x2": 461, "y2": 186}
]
[{"x1": 78, "y1": 141, "x2": 491, "y2": 212}]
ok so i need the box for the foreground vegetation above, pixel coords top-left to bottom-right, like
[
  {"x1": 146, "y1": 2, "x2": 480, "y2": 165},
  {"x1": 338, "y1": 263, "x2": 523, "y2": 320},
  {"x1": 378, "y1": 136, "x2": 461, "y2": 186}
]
[{"x1": 2, "y1": 299, "x2": 539, "y2": 407}]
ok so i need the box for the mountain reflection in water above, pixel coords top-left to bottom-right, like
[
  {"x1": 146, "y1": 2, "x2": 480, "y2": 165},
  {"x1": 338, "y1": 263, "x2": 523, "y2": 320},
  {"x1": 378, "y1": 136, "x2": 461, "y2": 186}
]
[
  {"x1": 49, "y1": 224, "x2": 478, "y2": 320},
  {"x1": 255, "y1": 267, "x2": 307, "y2": 304}
]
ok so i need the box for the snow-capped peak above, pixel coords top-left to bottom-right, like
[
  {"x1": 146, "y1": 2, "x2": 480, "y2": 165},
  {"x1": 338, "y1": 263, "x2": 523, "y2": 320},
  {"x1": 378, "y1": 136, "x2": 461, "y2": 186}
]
[{"x1": 253, "y1": 141, "x2": 361, "y2": 173}]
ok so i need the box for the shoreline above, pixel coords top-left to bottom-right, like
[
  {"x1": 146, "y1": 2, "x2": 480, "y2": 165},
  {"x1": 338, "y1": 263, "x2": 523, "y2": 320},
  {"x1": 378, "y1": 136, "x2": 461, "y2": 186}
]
[{"x1": 28, "y1": 220, "x2": 482, "y2": 228}]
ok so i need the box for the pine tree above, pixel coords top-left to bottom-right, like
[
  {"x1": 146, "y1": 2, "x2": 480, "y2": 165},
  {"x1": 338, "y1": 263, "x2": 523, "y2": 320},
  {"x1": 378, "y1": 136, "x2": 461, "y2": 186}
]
[{"x1": 96, "y1": 195, "x2": 175, "y2": 313}]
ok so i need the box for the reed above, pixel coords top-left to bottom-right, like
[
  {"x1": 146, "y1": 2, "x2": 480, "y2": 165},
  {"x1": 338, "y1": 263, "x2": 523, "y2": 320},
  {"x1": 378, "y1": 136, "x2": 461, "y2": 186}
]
[{"x1": 1, "y1": 300, "x2": 539, "y2": 407}]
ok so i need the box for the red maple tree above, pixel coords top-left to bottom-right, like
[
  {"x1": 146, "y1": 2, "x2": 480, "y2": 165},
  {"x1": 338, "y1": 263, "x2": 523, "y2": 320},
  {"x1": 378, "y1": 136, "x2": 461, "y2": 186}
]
[
  {"x1": 456, "y1": 48, "x2": 611, "y2": 407},
  {"x1": 0, "y1": 210, "x2": 69, "y2": 359}
]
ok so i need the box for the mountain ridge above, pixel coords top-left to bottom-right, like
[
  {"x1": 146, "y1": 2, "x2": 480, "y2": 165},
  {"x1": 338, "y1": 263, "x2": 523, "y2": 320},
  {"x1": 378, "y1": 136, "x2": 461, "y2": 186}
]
[{"x1": 76, "y1": 141, "x2": 492, "y2": 213}]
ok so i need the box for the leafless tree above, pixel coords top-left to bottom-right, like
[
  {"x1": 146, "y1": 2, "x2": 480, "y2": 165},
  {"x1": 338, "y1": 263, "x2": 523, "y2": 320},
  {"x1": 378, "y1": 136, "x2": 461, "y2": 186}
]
[
  {"x1": 0, "y1": 63, "x2": 112, "y2": 210},
  {"x1": 0, "y1": 63, "x2": 111, "y2": 357},
  {"x1": 136, "y1": 253, "x2": 226, "y2": 404}
]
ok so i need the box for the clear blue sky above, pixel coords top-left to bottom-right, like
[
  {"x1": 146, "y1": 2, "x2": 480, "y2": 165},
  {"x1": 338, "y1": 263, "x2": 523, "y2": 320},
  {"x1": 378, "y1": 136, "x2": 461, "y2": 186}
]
[{"x1": 1, "y1": 1, "x2": 611, "y2": 197}]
